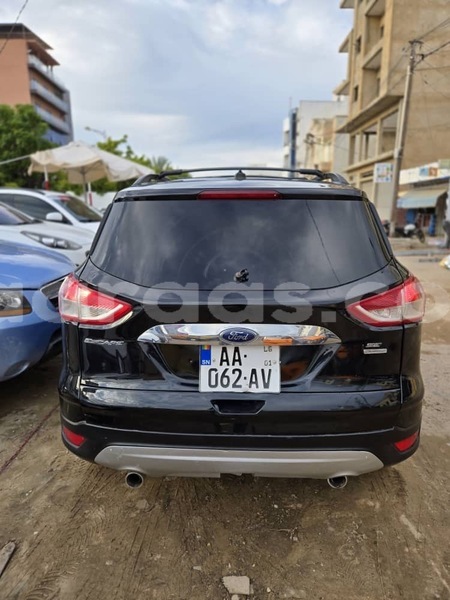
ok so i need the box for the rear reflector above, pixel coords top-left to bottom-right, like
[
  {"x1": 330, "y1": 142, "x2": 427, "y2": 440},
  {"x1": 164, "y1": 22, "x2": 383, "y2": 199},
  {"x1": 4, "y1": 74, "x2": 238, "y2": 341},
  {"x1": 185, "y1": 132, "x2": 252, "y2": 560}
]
[
  {"x1": 394, "y1": 431, "x2": 419, "y2": 452},
  {"x1": 347, "y1": 276, "x2": 425, "y2": 327},
  {"x1": 198, "y1": 190, "x2": 282, "y2": 200},
  {"x1": 62, "y1": 425, "x2": 86, "y2": 447},
  {"x1": 59, "y1": 274, "x2": 132, "y2": 327}
]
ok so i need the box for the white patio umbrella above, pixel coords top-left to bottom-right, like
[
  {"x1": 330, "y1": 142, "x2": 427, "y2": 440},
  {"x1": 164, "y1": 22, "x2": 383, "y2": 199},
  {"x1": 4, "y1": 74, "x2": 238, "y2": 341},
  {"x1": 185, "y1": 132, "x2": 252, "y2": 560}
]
[{"x1": 28, "y1": 141, "x2": 153, "y2": 201}]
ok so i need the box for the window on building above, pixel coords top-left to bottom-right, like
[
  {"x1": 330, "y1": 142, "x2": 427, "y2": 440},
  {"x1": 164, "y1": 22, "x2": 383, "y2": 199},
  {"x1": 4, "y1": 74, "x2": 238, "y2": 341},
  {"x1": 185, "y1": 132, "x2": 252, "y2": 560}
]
[
  {"x1": 362, "y1": 125, "x2": 378, "y2": 161},
  {"x1": 350, "y1": 134, "x2": 360, "y2": 164},
  {"x1": 353, "y1": 85, "x2": 359, "y2": 102},
  {"x1": 380, "y1": 112, "x2": 398, "y2": 154},
  {"x1": 355, "y1": 36, "x2": 362, "y2": 53}
]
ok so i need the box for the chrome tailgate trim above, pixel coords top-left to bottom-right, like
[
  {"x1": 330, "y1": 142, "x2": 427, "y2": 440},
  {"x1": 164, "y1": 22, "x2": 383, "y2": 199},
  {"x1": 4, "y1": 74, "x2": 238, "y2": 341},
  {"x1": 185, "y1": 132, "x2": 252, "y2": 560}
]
[{"x1": 138, "y1": 323, "x2": 341, "y2": 346}]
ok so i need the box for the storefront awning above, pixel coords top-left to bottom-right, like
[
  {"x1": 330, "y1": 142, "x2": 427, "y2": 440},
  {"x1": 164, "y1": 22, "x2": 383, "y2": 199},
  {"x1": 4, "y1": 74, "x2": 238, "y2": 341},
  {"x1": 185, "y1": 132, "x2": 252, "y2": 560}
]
[{"x1": 398, "y1": 187, "x2": 448, "y2": 209}]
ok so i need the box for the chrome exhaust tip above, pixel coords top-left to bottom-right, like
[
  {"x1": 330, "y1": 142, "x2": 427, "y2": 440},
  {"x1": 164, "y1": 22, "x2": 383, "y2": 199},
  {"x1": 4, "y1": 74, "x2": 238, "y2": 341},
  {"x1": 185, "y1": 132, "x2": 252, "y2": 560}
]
[
  {"x1": 125, "y1": 472, "x2": 144, "y2": 488},
  {"x1": 327, "y1": 475, "x2": 348, "y2": 489}
]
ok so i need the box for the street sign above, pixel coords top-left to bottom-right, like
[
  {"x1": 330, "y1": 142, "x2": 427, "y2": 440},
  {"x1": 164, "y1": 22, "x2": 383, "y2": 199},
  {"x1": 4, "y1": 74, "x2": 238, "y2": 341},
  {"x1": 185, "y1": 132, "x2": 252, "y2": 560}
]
[{"x1": 374, "y1": 162, "x2": 393, "y2": 183}]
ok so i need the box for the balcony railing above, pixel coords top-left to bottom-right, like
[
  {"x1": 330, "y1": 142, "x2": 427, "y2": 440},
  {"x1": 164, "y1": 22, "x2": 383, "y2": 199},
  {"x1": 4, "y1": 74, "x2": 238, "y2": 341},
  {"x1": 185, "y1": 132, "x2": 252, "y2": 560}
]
[
  {"x1": 28, "y1": 55, "x2": 67, "y2": 92},
  {"x1": 339, "y1": 31, "x2": 352, "y2": 53},
  {"x1": 334, "y1": 79, "x2": 350, "y2": 96},
  {"x1": 366, "y1": 0, "x2": 385, "y2": 16},
  {"x1": 34, "y1": 105, "x2": 71, "y2": 135},
  {"x1": 30, "y1": 79, "x2": 69, "y2": 114},
  {"x1": 363, "y1": 38, "x2": 383, "y2": 70},
  {"x1": 44, "y1": 129, "x2": 72, "y2": 146}
]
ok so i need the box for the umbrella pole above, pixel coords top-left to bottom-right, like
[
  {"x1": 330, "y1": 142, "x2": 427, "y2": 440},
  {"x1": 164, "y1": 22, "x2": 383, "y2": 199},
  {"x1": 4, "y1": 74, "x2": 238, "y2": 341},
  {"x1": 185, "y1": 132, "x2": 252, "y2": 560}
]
[
  {"x1": 44, "y1": 166, "x2": 50, "y2": 190},
  {"x1": 88, "y1": 181, "x2": 93, "y2": 206},
  {"x1": 82, "y1": 171, "x2": 88, "y2": 203}
]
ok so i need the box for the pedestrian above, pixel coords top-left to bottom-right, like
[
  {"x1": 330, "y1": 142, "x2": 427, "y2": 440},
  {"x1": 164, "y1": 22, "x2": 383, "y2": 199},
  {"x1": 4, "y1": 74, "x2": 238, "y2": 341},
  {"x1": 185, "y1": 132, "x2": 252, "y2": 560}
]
[{"x1": 444, "y1": 192, "x2": 450, "y2": 249}]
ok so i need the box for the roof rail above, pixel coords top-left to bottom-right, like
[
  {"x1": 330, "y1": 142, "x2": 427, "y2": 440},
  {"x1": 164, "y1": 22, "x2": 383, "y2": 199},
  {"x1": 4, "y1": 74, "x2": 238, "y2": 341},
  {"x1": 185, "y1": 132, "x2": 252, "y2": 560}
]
[{"x1": 133, "y1": 167, "x2": 348, "y2": 186}]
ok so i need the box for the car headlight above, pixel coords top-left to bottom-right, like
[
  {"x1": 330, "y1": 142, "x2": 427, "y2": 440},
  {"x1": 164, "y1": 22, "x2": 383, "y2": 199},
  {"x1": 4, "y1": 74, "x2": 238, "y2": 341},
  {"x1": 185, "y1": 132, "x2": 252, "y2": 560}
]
[
  {"x1": 0, "y1": 291, "x2": 32, "y2": 317},
  {"x1": 22, "y1": 232, "x2": 82, "y2": 250}
]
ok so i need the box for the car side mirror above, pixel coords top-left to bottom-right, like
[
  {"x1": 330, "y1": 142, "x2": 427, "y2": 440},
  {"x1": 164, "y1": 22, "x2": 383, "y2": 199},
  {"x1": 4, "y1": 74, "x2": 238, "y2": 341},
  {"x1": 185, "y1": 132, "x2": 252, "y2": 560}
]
[{"x1": 46, "y1": 211, "x2": 64, "y2": 223}]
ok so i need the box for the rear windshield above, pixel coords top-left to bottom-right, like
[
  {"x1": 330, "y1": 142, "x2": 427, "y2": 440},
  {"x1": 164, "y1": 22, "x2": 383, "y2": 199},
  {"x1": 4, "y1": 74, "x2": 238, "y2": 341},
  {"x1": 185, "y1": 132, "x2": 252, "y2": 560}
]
[{"x1": 90, "y1": 198, "x2": 389, "y2": 290}]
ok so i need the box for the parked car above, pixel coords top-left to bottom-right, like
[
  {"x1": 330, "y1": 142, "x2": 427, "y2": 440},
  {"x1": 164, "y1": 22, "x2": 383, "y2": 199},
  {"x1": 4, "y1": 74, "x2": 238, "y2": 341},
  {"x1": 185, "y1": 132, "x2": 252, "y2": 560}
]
[
  {"x1": 0, "y1": 240, "x2": 72, "y2": 382},
  {"x1": 0, "y1": 188, "x2": 102, "y2": 232},
  {"x1": 58, "y1": 167, "x2": 425, "y2": 488},
  {"x1": 0, "y1": 203, "x2": 94, "y2": 266}
]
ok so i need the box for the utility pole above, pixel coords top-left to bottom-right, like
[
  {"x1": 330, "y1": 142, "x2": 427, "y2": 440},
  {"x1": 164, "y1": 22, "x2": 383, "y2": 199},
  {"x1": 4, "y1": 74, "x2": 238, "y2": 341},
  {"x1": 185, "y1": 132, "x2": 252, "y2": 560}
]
[
  {"x1": 288, "y1": 107, "x2": 298, "y2": 170},
  {"x1": 389, "y1": 40, "x2": 422, "y2": 236},
  {"x1": 304, "y1": 133, "x2": 315, "y2": 169}
]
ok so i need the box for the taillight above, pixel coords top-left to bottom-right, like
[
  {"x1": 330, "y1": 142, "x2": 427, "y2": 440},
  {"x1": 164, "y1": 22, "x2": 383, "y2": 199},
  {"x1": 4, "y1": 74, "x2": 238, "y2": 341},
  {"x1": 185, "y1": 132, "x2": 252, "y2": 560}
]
[
  {"x1": 347, "y1": 276, "x2": 425, "y2": 327},
  {"x1": 198, "y1": 190, "x2": 281, "y2": 200},
  {"x1": 394, "y1": 431, "x2": 419, "y2": 452},
  {"x1": 58, "y1": 274, "x2": 132, "y2": 327},
  {"x1": 62, "y1": 425, "x2": 86, "y2": 447}
]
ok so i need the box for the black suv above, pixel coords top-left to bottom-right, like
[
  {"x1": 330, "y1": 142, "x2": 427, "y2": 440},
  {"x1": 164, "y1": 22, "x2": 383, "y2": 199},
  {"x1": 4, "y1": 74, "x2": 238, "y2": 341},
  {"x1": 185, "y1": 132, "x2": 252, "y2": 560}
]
[{"x1": 58, "y1": 168, "x2": 425, "y2": 488}]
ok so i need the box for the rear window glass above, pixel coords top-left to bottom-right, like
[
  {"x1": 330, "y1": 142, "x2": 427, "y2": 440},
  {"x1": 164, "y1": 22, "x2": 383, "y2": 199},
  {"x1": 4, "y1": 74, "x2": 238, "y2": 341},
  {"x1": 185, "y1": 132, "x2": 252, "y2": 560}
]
[{"x1": 90, "y1": 198, "x2": 389, "y2": 290}]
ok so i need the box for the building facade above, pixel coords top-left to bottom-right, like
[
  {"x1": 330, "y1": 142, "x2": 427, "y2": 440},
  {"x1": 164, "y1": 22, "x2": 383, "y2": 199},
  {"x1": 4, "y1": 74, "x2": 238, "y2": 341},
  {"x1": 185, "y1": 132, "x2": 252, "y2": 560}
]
[
  {"x1": 398, "y1": 160, "x2": 450, "y2": 235},
  {"x1": 0, "y1": 23, "x2": 73, "y2": 145},
  {"x1": 304, "y1": 114, "x2": 349, "y2": 173},
  {"x1": 335, "y1": 0, "x2": 450, "y2": 219},
  {"x1": 282, "y1": 98, "x2": 348, "y2": 172}
]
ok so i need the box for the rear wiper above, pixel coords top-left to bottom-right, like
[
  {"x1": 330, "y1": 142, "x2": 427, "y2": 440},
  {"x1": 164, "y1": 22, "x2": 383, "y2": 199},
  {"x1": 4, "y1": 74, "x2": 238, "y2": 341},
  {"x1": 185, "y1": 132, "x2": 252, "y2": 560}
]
[{"x1": 234, "y1": 268, "x2": 249, "y2": 283}]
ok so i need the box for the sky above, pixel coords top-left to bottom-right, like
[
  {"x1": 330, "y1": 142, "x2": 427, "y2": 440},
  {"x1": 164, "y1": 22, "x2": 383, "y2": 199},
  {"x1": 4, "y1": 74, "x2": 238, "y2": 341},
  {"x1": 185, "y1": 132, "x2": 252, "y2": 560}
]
[{"x1": 1, "y1": 0, "x2": 353, "y2": 168}]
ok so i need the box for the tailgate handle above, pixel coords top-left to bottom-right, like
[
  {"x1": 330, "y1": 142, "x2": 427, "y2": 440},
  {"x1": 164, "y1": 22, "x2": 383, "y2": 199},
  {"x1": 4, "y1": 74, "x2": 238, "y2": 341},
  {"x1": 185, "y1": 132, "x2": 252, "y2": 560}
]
[{"x1": 211, "y1": 400, "x2": 265, "y2": 415}]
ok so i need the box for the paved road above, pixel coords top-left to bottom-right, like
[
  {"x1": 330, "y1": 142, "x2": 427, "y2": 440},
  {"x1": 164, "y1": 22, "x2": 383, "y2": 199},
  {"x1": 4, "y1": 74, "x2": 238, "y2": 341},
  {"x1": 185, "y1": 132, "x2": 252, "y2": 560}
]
[{"x1": 1, "y1": 256, "x2": 449, "y2": 600}]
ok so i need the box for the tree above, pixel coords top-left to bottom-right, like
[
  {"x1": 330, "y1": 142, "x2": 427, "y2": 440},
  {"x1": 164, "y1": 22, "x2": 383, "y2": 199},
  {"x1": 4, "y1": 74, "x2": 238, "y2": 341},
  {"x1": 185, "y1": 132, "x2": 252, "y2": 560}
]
[
  {"x1": 0, "y1": 104, "x2": 54, "y2": 187},
  {"x1": 92, "y1": 138, "x2": 187, "y2": 194},
  {"x1": 147, "y1": 156, "x2": 173, "y2": 174},
  {"x1": 146, "y1": 156, "x2": 191, "y2": 178},
  {"x1": 92, "y1": 135, "x2": 135, "y2": 194}
]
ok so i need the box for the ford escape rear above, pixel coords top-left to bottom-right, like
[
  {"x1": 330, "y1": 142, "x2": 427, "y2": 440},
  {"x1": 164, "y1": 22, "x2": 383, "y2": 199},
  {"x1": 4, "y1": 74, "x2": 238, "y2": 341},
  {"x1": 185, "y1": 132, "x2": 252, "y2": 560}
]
[{"x1": 58, "y1": 168, "x2": 425, "y2": 484}]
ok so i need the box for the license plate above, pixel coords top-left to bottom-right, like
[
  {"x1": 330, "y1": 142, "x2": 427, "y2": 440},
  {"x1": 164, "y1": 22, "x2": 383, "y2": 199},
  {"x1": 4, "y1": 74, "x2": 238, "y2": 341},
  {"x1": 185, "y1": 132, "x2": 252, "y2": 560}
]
[{"x1": 199, "y1": 345, "x2": 280, "y2": 393}]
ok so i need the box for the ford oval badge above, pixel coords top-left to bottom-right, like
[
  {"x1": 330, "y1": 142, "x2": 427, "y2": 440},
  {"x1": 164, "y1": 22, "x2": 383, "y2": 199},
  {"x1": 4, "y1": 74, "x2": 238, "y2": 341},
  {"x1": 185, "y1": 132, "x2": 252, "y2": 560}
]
[{"x1": 219, "y1": 327, "x2": 258, "y2": 344}]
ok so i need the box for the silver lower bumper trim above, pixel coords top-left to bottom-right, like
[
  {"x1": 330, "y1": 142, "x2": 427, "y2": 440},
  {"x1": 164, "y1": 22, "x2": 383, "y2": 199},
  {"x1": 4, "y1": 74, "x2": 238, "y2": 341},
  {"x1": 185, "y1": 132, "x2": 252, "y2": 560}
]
[{"x1": 94, "y1": 446, "x2": 384, "y2": 479}]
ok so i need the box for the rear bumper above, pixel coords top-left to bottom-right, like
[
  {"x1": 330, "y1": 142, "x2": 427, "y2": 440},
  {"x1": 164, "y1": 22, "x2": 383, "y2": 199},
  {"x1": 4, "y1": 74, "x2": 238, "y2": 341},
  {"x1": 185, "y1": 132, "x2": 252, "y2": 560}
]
[
  {"x1": 60, "y1": 415, "x2": 421, "y2": 478},
  {"x1": 94, "y1": 446, "x2": 384, "y2": 478},
  {"x1": 59, "y1": 375, "x2": 423, "y2": 478}
]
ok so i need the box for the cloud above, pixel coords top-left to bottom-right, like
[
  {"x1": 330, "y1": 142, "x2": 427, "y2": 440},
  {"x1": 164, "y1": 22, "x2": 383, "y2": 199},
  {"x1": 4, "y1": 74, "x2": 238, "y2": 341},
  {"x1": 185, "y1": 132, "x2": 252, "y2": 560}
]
[{"x1": 0, "y1": 0, "x2": 352, "y2": 167}]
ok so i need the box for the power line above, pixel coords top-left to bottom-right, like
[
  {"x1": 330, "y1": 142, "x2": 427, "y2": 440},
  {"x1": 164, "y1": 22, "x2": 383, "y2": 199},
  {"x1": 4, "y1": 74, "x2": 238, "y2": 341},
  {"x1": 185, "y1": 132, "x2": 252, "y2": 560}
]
[
  {"x1": 377, "y1": 53, "x2": 407, "y2": 91},
  {"x1": 421, "y1": 39, "x2": 450, "y2": 60},
  {"x1": 418, "y1": 16, "x2": 450, "y2": 41},
  {"x1": 416, "y1": 64, "x2": 450, "y2": 71},
  {"x1": 419, "y1": 73, "x2": 436, "y2": 149},
  {"x1": 389, "y1": 39, "x2": 422, "y2": 234},
  {"x1": 387, "y1": 71, "x2": 407, "y2": 93},
  {"x1": 305, "y1": 137, "x2": 350, "y2": 153},
  {"x1": 0, "y1": 0, "x2": 30, "y2": 58},
  {"x1": 421, "y1": 73, "x2": 450, "y2": 101},
  {"x1": 421, "y1": 57, "x2": 450, "y2": 84},
  {"x1": 381, "y1": 38, "x2": 450, "y2": 93}
]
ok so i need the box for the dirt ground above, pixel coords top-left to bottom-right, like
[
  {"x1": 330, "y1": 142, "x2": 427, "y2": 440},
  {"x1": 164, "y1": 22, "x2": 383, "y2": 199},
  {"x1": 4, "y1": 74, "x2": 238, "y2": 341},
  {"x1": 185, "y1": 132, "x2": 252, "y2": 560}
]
[{"x1": 1, "y1": 255, "x2": 449, "y2": 600}]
